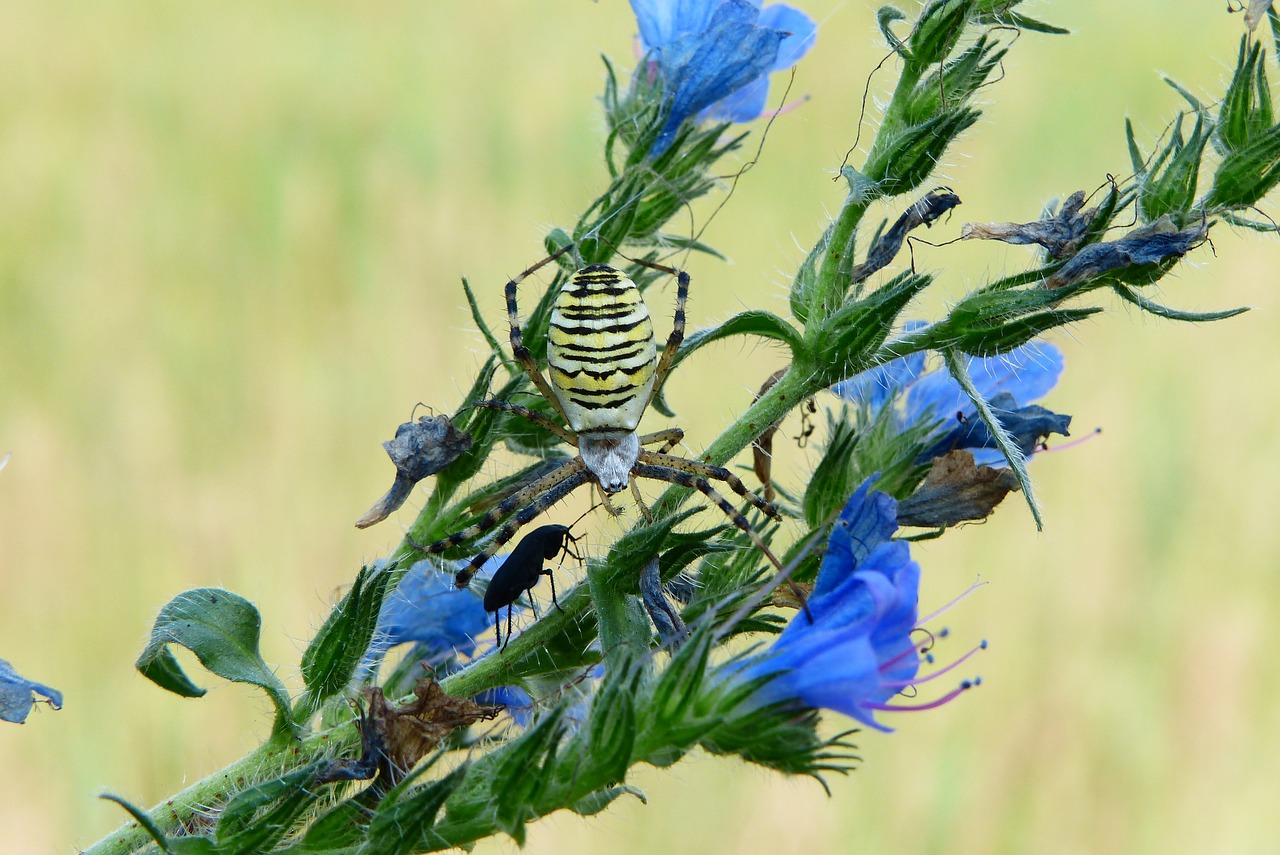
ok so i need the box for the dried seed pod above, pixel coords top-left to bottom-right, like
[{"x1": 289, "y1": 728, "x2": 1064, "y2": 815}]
[{"x1": 355, "y1": 415, "x2": 472, "y2": 528}]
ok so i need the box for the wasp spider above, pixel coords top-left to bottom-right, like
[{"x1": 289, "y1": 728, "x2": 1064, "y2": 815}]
[{"x1": 420, "y1": 245, "x2": 782, "y2": 588}]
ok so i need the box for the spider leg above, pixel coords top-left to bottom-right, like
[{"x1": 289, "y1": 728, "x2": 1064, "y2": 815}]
[
  {"x1": 631, "y1": 479, "x2": 653, "y2": 521},
  {"x1": 507, "y1": 247, "x2": 576, "y2": 425},
  {"x1": 627, "y1": 259, "x2": 688, "y2": 405},
  {"x1": 451, "y1": 465, "x2": 593, "y2": 587},
  {"x1": 597, "y1": 486, "x2": 624, "y2": 517},
  {"x1": 638, "y1": 450, "x2": 780, "y2": 521},
  {"x1": 503, "y1": 605, "x2": 514, "y2": 652},
  {"x1": 633, "y1": 462, "x2": 784, "y2": 572},
  {"x1": 473, "y1": 399, "x2": 577, "y2": 446},
  {"x1": 412, "y1": 458, "x2": 583, "y2": 560},
  {"x1": 639, "y1": 427, "x2": 684, "y2": 453},
  {"x1": 634, "y1": 462, "x2": 810, "y2": 616}
]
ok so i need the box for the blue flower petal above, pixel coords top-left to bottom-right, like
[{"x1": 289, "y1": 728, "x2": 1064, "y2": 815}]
[
  {"x1": 653, "y1": 0, "x2": 784, "y2": 154},
  {"x1": 702, "y1": 75, "x2": 770, "y2": 122},
  {"x1": 831, "y1": 321, "x2": 929, "y2": 410},
  {"x1": 737, "y1": 482, "x2": 923, "y2": 729},
  {"x1": 905, "y1": 342, "x2": 1065, "y2": 425},
  {"x1": 0, "y1": 658, "x2": 62, "y2": 724},
  {"x1": 810, "y1": 477, "x2": 899, "y2": 606},
  {"x1": 631, "y1": 0, "x2": 721, "y2": 49},
  {"x1": 759, "y1": 4, "x2": 818, "y2": 68},
  {"x1": 362, "y1": 558, "x2": 497, "y2": 674},
  {"x1": 476, "y1": 685, "x2": 535, "y2": 728},
  {"x1": 919, "y1": 395, "x2": 1073, "y2": 462}
]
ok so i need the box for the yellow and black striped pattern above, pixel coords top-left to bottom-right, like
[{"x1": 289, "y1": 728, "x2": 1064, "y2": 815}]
[{"x1": 547, "y1": 264, "x2": 657, "y2": 433}]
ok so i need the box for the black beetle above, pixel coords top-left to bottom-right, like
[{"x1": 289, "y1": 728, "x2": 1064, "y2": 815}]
[{"x1": 483, "y1": 523, "x2": 582, "y2": 650}]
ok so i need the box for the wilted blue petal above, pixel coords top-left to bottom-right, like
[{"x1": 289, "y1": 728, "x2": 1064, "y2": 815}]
[
  {"x1": 0, "y1": 658, "x2": 62, "y2": 724},
  {"x1": 361, "y1": 557, "x2": 497, "y2": 674},
  {"x1": 919, "y1": 393, "x2": 1073, "y2": 463}
]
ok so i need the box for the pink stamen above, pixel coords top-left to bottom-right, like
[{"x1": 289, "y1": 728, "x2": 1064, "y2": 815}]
[
  {"x1": 865, "y1": 678, "x2": 980, "y2": 713},
  {"x1": 757, "y1": 94, "x2": 811, "y2": 121},
  {"x1": 1040, "y1": 426, "x2": 1102, "y2": 453},
  {"x1": 881, "y1": 641, "x2": 987, "y2": 689},
  {"x1": 917, "y1": 578, "x2": 987, "y2": 627}
]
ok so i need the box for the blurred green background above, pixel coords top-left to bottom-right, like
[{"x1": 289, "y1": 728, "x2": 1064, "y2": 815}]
[{"x1": 3, "y1": 1, "x2": 1279, "y2": 852}]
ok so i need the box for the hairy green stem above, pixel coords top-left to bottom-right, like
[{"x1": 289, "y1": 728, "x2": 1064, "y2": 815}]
[{"x1": 84, "y1": 727, "x2": 357, "y2": 855}]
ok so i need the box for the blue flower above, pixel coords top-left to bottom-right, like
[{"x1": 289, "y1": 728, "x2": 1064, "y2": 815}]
[
  {"x1": 833, "y1": 333, "x2": 1071, "y2": 465},
  {"x1": 733, "y1": 480, "x2": 978, "y2": 731},
  {"x1": 0, "y1": 658, "x2": 62, "y2": 724},
  {"x1": 360, "y1": 557, "x2": 498, "y2": 676},
  {"x1": 631, "y1": 0, "x2": 817, "y2": 155}
]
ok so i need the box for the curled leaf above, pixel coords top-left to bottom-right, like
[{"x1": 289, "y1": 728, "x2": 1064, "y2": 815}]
[{"x1": 134, "y1": 588, "x2": 293, "y2": 735}]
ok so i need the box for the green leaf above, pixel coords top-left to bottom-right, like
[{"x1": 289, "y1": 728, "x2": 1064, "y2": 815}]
[
  {"x1": 955, "y1": 307, "x2": 1102, "y2": 356},
  {"x1": 981, "y1": 10, "x2": 1069, "y2": 34},
  {"x1": 593, "y1": 507, "x2": 704, "y2": 593},
  {"x1": 135, "y1": 588, "x2": 294, "y2": 737},
  {"x1": 570, "y1": 785, "x2": 647, "y2": 816},
  {"x1": 1126, "y1": 118, "x2": 1147, "y2": 176},
  {"x1": 297, "y1": 563, "x2": 398, "y2": 723},
  {"x1": 301, "y1": 797, "x2": 370, "y2": 849},
  {"x1": 907, "y1": 0, "x2": 975, "y2": 68},
  {"x1": 647, "y1": 628, "x2": 714, "y2": 740},
  {"x1": 461, "y1": 276, "x2": 507, "y2": 365},
  {"x1": 1112, "y1": 285, "x2": 1250, "y2": 322},
  {"x1": 651, "y1": 310, "x2": 804, "y2": 417},
  {"x1": 99, "y1": 793, "x2": 216, "y2": 855},
  {"x1": 216, "y1": 766, "x2": 320, "y2": 854},
  {"x1": 1205, "y1": 121, "x2": 1280, "y2": 210},
  {"x1": 815, "y1": 271, "x2": 933, "y2": 385},
  {"x1": 864, "y1": 108, "x2": 981, "y2": 197},
  {"x1": 582, "y1": 660, "x2": 640, "y2": 783},
  {"x1": 877, "y1": 5, "x2": 908, "y2": 54},
  {"x1": 366, "y1": 764, "x2": 469, "y2": 855},
  {"x1": 491, "y1": 710, "x2": 566, "y2": 838},
  {"x1": 1138, "y1": 113, "x2": 1209, "y2": 223},
  {"x1": 1217, "y1": 36, "x2": 1272, "y2": 155},
  {"x1": 942, "y1": 348, "x2": 1041, "y2": 529}
]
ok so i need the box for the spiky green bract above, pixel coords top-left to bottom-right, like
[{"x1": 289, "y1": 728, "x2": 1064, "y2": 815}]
[
  {"x1": 798, "y1": 3, "x2": 1017, "y2": 327},
  {"x1": 296, "y1": 563, "x2": 398, "y2": 724}
]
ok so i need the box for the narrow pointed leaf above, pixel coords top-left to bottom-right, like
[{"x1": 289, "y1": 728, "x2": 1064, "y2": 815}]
[
  {"x1": 298, "y1": 563, "x2": 398, "y2": 722},
  {"x1": 1112, "y1": 285, "x2": 1250, "y2": 321},
  {"x1": 943, "y1": 348, "x2": 1042, "y2": 529},
  {"x1": 367, "y1": 764, "x2": 469, "y2": 855}
]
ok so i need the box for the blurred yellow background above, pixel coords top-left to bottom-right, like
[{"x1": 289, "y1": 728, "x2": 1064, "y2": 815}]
[{"x1": 3, "y1": 1, "x2": 1278, "y2": 852}]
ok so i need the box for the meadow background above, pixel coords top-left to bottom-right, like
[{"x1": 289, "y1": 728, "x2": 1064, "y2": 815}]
[{"x1": 2, "y1": 1, "x2": 1279, "y2": 852}]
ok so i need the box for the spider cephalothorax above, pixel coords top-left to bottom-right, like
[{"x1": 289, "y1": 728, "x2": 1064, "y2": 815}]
[{"x1": 420, "y1": 247, "x2": 781, "y2": 587}]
